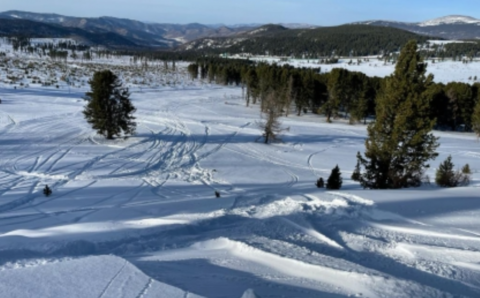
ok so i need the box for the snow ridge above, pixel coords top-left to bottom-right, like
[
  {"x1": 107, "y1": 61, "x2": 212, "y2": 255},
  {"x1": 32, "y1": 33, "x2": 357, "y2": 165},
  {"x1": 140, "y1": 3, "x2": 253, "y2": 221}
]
[{"x1": 419, "y1": 15, "x2": 480, "y2": 27}]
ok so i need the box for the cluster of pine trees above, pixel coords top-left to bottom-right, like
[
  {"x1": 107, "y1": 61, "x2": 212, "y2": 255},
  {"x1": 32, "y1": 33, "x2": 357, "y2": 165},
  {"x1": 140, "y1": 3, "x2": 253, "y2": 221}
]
[
  {"x1": 421, "y1": 42, "x2": 480, "y2": 61},
  {"x1": 189, "y1": 40, "x2": 479, "y2": 189},
  {"x1": 188, "y1": 57, "x2": 480, "y2": 135},
  {"x1": 189, "y1": 58, "x2": 382, "y2": 123}
]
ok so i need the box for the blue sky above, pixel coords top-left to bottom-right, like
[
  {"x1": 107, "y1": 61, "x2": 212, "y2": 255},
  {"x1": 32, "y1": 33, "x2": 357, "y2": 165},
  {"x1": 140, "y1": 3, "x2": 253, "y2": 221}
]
[{"x1": 1, "y1": 0, "x2": 479, "y2": 25}]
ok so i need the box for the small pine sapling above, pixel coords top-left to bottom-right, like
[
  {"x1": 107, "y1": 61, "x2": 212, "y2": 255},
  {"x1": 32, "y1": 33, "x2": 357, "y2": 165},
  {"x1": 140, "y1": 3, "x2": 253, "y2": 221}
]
[
  {"x1": 351, "y1": 159, "x2": 361, "y2": 182},
  {"x1": 43, "y1": 185, "x2": 52, "y2": 197},
  {"x1": 435, "y1": 156, "x2": 470, "y2": 187},
  {"x1": 316, "y1": 177, "x2": 325, "y2": 188},
  {"x1": 435, "y1": 156, "x2": 455, "y2": 187},
  {"x1": 462, "y1": 164, "x2": 471, "y2": 175},
  {"x1": 326, "y1": 165, "x2": 343, "y2": 190}
]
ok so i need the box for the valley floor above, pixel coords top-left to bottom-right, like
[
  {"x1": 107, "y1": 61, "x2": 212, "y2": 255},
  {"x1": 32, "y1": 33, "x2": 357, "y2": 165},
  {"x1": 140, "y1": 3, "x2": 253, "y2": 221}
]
[{"x1": 0, "y1": 81, "x2": 479, "y2": 297}]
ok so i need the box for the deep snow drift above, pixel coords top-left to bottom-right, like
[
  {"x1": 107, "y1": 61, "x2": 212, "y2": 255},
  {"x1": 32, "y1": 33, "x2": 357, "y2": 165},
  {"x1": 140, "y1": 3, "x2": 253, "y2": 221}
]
[{"x1": 0, "y1": 42, "x2": 480, "y2": 297}]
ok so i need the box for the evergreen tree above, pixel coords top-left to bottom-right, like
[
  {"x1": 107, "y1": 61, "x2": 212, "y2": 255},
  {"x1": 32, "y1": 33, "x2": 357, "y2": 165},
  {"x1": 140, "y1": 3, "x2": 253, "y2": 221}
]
[
  {"x1": 473, "y1": 99, "x2": 480, "y2": 137},
  {"x1": 257, "y1": 91, "x2": 285, "y2": 144},
  {"x1": 43, "y1": 185, "x2": 52, "y2": 197},
  {"x1": 351, "y1": 159, "x2": 361, "y2": 181},
  {"x1": 462, "y1": 163, "x2": 471, "y2": 175},
  {"x1": 326, "y1": 165, "x2": 343, "y2": 190},
  {"x1": 445, "y1": 82, "x2": 474, "y2": 131},
  {"x1": 316, "y1": 177, "x2": 325, "y2": 188},
  {"x1": 323, "y1": 68, "x2": 348, "y2": 122},
  {"x1": 435, "y1": 155, "x2": 455, "y2": 187},
  {"x1": 83, "y1": 70, "x2": 136, "y2": 139},
  {"x1": 246, "y1": 68, "x2": 259, "y2": 107},
  {"x1": 435, "y1": 155, "x2": 469, "y2": 187},
  {"x1": 356, "y1": 40, "x2": 439, "y2": 189},
  {"x1": 187, "y1": 63, "x2": 199, "y2": 81}
]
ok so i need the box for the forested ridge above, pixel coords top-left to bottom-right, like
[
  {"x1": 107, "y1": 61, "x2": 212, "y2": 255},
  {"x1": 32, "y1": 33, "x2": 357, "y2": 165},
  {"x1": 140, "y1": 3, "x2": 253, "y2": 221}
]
[{"x1": 183, "y1": 25, "x2": 433, "y2": 57}]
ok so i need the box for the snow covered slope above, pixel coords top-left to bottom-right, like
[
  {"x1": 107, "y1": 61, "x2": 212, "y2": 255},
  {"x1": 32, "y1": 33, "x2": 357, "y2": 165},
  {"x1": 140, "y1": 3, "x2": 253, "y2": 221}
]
[
  {"x1": 356, "y1": 15, "x2": 480, "y2": 39},
  {"x1": 419, "y1": 15, "x2": 480, "y2": 27},
  {"x1": 0, "y1": 44, "x2": 480, "y2": 297}
]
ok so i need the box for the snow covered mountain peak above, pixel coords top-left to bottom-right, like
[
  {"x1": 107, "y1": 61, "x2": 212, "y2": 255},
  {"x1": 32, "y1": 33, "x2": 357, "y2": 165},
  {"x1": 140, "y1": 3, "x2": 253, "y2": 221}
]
[{"x1": 419, "y1": 15, "x2": 480, "y2": 27}]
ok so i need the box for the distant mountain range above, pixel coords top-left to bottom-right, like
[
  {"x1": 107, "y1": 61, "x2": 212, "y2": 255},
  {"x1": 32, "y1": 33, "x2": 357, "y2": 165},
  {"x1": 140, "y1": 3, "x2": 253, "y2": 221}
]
[
  {"x1": 0, "y1": 10, "x2": 258, "y2": 48},
  {"x1": 0, "y1": 11, "x2": 479, "y2": 50},
  {"x1": 354, "y1": 15, "x2": 480, "y2": 40}
]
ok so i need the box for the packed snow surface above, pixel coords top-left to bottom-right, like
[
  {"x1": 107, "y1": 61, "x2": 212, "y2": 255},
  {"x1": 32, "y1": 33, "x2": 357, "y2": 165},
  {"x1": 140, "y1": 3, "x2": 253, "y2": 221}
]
[
  {"x1": 0, "y1": 39, "x2": 480, "y2": 297},
  {"x1": 0, "y1": 255, "x2": 205, "y2": 298}
]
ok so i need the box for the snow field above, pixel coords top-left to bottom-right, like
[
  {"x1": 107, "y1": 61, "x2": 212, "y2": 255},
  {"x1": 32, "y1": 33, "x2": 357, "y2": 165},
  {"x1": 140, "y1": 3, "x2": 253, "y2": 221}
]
[{"x1": 0, "y1": 39, "x2": 479, "y2": 297}]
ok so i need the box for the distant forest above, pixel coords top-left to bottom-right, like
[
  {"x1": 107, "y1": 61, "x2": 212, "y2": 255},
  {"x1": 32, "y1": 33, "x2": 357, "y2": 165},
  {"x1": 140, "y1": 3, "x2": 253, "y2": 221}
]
[
  {"x1": 187, "y1": 57, "x2": 480, "y2": 133},
  {"x1": 181, "y1": 25, "x2": 480, "y2": 59}
]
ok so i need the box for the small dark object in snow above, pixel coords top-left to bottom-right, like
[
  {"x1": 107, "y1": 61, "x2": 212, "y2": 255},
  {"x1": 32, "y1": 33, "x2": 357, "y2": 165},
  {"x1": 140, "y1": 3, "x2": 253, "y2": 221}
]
[
  {"x1": 43, "y1": 185, "x2": 52, "y2": 197},
  {"x1": 316, "y1": 177, "x2": 324, "y2": 188},
  {"x1": 215, "y1": 191, "x2": 221, "y2": 198}
]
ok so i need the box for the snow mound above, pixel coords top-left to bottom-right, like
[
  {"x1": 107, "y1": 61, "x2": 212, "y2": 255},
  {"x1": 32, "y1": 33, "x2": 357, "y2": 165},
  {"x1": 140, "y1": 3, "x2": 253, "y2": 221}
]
[
  {"x1": 230, "y1": 193, "x2": 374, "y2": 220},
  {"x1": 0, "y1": 255, "x2": 204, "y2": 298}
]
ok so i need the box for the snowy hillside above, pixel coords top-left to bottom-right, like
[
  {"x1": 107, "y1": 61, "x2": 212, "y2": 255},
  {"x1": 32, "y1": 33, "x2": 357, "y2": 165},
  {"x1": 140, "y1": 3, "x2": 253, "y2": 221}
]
[
  {"x1": 419, "y1": 15, "x2": 480, "y2": 27},
  {"x1": 0, "y1": 40, "x2": 480, "y2": 297}
]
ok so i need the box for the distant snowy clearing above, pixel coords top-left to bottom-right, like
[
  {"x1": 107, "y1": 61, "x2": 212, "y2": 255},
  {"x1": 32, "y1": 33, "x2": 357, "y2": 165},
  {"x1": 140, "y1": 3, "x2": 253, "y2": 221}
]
[{"x1": 238, "y1": 44, "x2": 480, "y2": 84}]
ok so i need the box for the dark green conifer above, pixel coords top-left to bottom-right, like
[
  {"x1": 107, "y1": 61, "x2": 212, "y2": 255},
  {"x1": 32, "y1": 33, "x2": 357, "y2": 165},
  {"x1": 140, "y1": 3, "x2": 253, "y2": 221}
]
[
  {"x1": 356, "y1": 40, "x2": 439, "y2": 189},
  {"x1": 316, "y1": 177, "x2": 325, "y2": 188},
  {"x1": 43, "y1": 185, "x2": 52, "y2": 197},
  {"x1": 187, "y1": 64, "x2": 199, "y2": 81},
  {"x1": 351, "y1": 159, "x2": 361, "y2": 182},
  {"x1": 326, "y1": 165, "x2": 342, "y2": 190},
  {"x1": 435, "y1": 155, "x2": 469, "y2": 187},
  {"x1": 83, "y1": 70, "x2": 136, "y2": 139},
  {"x1": 462, "y1": 164, "x2": 471, "y2": 175},
  {"x1": 473, "y1": 98, "x2": 480, "y2": 137}
]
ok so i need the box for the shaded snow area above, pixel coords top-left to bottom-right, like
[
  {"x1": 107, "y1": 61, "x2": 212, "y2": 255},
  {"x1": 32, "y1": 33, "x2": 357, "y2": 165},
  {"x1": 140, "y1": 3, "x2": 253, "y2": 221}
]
[
  {"x1": 1, "y1": 55, "x2": 480, "y2": 297},
  {"x1": 0, "y1": 255, "x2": 204, "y2": 298}
]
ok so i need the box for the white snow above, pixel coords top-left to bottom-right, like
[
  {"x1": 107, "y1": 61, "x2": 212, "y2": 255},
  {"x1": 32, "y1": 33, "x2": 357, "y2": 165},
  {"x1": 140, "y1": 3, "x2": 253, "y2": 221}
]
[
  {"x1": 0, "y1": 38, "x2": 480, "y2": 297},
  {"x1": 419, "y1": 15, "x2": 480, "y2": 27},
  {"x1": 248, "y1": 56, "x2": 480, "y2": 84},
  {"x1": 0, "y1": 255, "x2": 204, "y2": 298}
]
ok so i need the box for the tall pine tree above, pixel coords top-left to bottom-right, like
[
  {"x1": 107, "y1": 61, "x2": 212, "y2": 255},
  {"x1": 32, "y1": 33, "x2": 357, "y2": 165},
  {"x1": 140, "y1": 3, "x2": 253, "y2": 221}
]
[
  {"x1": 472, "y1": 98, "x2": 480, "y2": 137},
  {"x1": 83, "y1": 70, "x2": 136, "y2": 140},
  {"x1": 356, "y1": 40, "x2": 439, "y2": 189}
]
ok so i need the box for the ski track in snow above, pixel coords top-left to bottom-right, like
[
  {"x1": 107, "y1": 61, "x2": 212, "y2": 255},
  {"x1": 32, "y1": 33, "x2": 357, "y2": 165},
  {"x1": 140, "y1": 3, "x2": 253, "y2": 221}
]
[
  {"x1": 97, "y1": 260, "x2": 128, "y2": 298},
  {"x1": 0, "y1": 57, "x2": 479, "y2": 297}
]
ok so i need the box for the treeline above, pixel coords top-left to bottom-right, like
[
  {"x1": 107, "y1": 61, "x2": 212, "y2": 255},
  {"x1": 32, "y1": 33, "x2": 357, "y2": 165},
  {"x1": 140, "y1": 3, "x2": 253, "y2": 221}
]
[
  {"x1": 187, "y1": 25, "x2": 432, "y2": 58},
  {"x1": 7, "y1": 36, "x2": 31, "y2": 51},
  {"x1": 116, "y1": 50, "x2": 202, "y2": 62},
  {"x1": 188, "y1": 58, "x2": 380, "y2": 121},
  {"x1": 421, "y1": 42, "x2": 480, "y2": 60},
  {"x1": 187, "y1": 58, "x2": 480, "y2": 132}
]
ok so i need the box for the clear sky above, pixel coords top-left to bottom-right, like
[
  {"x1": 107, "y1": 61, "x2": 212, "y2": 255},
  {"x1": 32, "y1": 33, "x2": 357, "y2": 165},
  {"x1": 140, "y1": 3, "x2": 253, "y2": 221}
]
[{"x1": 1, "y1": 0, "x2": 479, "y2": 25}]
